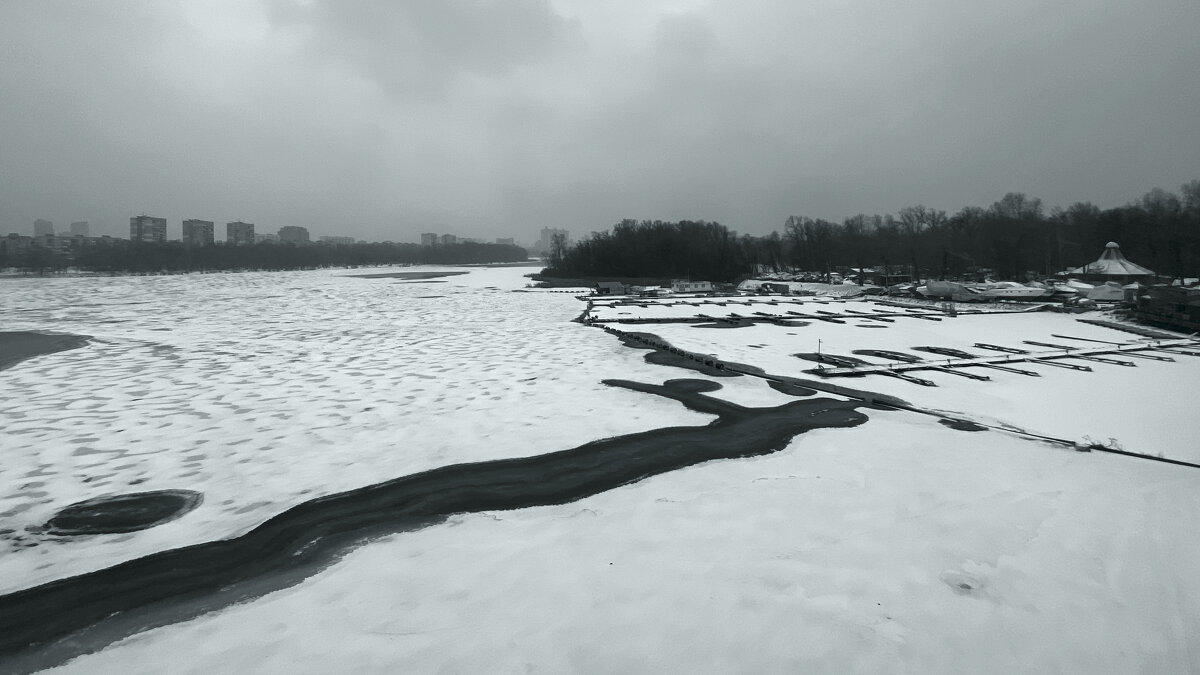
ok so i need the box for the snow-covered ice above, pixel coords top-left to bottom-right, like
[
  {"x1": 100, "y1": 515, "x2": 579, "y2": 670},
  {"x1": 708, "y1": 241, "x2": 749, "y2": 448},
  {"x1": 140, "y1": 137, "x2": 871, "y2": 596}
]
[
  {"x1": 0, "y1": 267, "x2": 719, "y2": 589},
  {"x1": 616, "y1": 301, "x2": 1200, "y2": 463},
  {"x1": 3, "y1": 268, "x2": 1199, "y2": 673},
  {"x1": 38, "y1": 414, "x2": 1200, "y2": 675}
]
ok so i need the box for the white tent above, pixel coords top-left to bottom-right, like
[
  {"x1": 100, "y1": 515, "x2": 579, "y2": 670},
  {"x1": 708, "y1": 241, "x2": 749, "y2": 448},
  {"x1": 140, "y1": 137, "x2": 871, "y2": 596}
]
[{"x1": 1065, "y1": 242, "x2": 1155, "y2": 282}]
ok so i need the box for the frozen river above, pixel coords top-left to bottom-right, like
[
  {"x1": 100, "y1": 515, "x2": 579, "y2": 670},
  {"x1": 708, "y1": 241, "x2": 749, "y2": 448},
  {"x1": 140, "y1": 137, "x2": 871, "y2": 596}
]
[
  {"x1": 2, "y1": 266, "x2": 1199, "y2": 673},
  {"x1": 1, "y1": 267, "x2": 723, "y2": 589}
]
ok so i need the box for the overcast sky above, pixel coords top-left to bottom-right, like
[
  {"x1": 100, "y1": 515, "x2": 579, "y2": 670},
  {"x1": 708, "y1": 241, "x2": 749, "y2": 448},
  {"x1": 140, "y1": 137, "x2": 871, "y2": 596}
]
[{"x1": 2, "y1": 0, "x2": 1197, "y2": 243}]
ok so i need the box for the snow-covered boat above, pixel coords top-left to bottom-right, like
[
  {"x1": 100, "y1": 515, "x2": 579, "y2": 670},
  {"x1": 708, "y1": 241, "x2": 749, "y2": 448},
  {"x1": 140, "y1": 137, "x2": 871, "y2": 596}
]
[
  {"x1": 974, "y1": 281, "x2": 1054, "y2": 300},
  {"x1": 917, "y1": 280, "x2": 985, "y2": 302},
  {"x1": 1085, "y1": 281, "x2": 1126, "y2": 301}
]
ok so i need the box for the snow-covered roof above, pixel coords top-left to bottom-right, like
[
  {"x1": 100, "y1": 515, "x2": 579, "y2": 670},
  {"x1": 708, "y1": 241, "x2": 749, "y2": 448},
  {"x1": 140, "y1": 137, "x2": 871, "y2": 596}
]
[{"x1": 1067, "y1": 242, "x2": 1155, "y2": 277}]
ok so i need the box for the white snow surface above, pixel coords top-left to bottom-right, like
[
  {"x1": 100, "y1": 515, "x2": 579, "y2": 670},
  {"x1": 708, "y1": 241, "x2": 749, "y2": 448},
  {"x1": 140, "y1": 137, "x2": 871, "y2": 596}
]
[
  {"x1": 622, "y1": 302, "x2": 1200, "y2": 463},
  {"x1": 44, "y1": 415, "x2": 1200, "y2": 675},
  {"x1": 3, "y1": 267, "x2": 1199, "y2": 673},
  {"x1": 1, "y1": 267, "x2": 733, "y2": 590}
]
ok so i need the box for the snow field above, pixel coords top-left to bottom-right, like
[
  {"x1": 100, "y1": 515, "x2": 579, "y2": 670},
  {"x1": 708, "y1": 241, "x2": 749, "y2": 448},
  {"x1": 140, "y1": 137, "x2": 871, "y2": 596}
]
[
  {"x1": 587, "y1": 296, "x2": 949, "y2": 323},
  {"x1": 4, "y1": 267, "x2": 1200, "y2": 674},
  {"x1": 45, "y1": 411, "x2": 1200, "y2": 674},
  {"x1": 1, "y1": 267, "x2": 719, "y2": 590},
  {"x1": 637, "y1": 309, "x2": 1200, "y2": 463}
]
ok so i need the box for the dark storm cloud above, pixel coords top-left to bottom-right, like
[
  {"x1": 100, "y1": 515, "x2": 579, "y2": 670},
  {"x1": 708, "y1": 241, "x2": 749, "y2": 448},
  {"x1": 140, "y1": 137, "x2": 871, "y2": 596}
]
[{"x1": 1, "y1": 0, "x2": 1197, "y2": 242}]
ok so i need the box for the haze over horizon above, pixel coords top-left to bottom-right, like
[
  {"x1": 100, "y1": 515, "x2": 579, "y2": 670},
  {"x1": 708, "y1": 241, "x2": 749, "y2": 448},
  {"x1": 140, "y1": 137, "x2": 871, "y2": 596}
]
[{"x1": 2, "y1": 0, "x2": 1197, "y2": 244}]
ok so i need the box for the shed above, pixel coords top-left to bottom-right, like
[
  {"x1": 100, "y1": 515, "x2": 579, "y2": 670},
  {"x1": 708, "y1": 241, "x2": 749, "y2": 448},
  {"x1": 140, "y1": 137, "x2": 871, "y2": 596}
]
[
  {"x1": 670, "y1": 280, "x2": 713, "y2": 294},
  {"x1": 595, "y1": 281, "x2": 625, "y2": 295}
]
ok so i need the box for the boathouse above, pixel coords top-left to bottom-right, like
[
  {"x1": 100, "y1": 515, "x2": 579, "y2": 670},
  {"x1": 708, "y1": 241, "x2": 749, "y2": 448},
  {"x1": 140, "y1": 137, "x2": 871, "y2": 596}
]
[{"x1": 595, "y1": 281, "x2": 625, "y2": 295}]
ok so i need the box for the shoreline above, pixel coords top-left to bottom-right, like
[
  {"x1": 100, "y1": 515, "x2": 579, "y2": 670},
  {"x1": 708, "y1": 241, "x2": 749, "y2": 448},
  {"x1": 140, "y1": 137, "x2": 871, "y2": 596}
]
[{"x1": 0, "y1": 261, "x2": 541, "y2": 281}]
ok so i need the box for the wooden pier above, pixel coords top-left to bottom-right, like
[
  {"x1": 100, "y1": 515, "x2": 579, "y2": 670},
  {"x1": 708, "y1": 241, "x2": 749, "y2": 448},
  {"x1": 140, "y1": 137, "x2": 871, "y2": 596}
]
[
  {"x1": 1075, "y1": 318, "x2": 1188, "y2": 340},
  {"x1": 584, "y1": 297, "x2": 952, "y2": 325},
  {"x1": 810, "y1": 338, "x2": 1200, "y2": 385}
]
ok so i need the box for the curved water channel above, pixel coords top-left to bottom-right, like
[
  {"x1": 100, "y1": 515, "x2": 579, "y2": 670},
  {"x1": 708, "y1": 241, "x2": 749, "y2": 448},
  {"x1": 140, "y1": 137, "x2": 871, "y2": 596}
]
[{"x1": 0, "y1": 342, "x2": 872, "y2": 670}]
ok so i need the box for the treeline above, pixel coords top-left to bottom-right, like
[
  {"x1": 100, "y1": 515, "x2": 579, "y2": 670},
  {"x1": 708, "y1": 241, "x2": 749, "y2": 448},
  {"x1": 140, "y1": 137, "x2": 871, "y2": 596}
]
[
  {"x1": 544, "y1": 220, "x2": 750, "y2": 281},
  {"x1": 544, "y1": 180, "x2": 1200, "y2": 283},
  {"x1": 2, "y1": 241, "x2": 528, "y2": 275}
]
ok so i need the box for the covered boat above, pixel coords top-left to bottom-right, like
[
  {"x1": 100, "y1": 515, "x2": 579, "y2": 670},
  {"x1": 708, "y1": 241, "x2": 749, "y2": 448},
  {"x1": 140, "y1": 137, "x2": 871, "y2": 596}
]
[
  {"x1": 1085, "y1": 281, "x2": 1126, "y2": 301},
  {"x1": 917, "y1": 280, "x2": 985, "y2": 302},
  {"x1": 975, "y1": 281, "x2": 1054, "y2": 300}
]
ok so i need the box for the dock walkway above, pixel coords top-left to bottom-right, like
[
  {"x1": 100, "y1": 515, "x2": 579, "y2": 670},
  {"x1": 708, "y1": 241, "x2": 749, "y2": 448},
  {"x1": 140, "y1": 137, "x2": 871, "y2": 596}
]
[{"x1": 812, "y1": 338, "x2": 1199, "y2": 379}]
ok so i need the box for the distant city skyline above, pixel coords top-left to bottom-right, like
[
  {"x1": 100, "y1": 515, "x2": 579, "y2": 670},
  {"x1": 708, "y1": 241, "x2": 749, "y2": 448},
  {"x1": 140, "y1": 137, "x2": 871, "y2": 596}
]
[{"x1": 10, "y1": 214, "x2": 525, "y2": 247}]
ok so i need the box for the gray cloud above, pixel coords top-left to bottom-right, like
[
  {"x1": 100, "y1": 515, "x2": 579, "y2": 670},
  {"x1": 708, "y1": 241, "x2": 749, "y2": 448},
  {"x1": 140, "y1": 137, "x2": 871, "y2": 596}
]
[
  {"x1": 2, "y1": 0, "x2": 1197, "y2": 243},
  {"x1": 268, "y1": 0, "x2": 580, "y2": 96}
]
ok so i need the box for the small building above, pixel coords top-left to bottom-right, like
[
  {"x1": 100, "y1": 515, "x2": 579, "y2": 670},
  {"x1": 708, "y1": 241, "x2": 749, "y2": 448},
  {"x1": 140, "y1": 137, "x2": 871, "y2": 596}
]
[
  {"x1": 2, "y1": 233, "x2": 35, "y2": 257},
  {"x1": 1064, "y1": 242, "x2": 1156, "y2": 284},
  {"x1": 670, "y1": 280, "x2": 713, "y2": 294},
  {"x1": 35, "y1": 234, "x2": 75, "y2": 255},
  {"x1": 595, "y1": 281, "x2": 625, "y2": 295}
]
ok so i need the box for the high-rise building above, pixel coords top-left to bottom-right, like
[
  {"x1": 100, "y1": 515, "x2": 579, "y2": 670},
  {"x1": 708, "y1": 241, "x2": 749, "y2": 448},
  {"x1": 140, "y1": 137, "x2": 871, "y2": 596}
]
[
  {"x1": 182, "y1": 219, "x2": 215, "y2": 246},
  {"x1": 495, "y1": 237, "x2": 515, "y2": 246},
  {"x1": 227, "y1": 221, "x2": 255, "y2": 245},
  {"x1": 440, "y1": 234, "x2": 458, "y2": 245},
  {"x1": 537, "y1": 227, "x2": 569, "y2": 253},
  {"x1": 69, "y1": 221, "x2": 90, "y2": 237},
  {"x1": 278, "y1": 226, "x2": 310, "y2": 244},
  {"x1": 130, "y1": 215, "x2": 167, "y2": 243},
  {"x1": 421, "y1": 233, "x2": 438, "y2": 246},
  {"x1": 34, "y1": 219, "x2": 54, "y2": 237}
]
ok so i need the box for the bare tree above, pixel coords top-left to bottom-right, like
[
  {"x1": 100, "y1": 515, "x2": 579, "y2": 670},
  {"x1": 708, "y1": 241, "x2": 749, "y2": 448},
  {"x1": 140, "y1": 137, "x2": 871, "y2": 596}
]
[{"x1": 549, "y1": 232, "x2": 568, "y2": 268}]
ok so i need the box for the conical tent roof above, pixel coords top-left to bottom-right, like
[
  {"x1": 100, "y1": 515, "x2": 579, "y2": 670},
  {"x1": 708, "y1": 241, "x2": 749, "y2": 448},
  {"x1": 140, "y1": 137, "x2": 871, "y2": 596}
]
[{"x1": 1068, "y1": 242, "x2": 1155, "y2": 277}]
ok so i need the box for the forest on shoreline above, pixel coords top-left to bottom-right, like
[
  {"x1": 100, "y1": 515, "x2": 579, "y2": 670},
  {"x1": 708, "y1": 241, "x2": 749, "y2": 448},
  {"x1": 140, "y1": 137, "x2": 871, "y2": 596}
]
[
  {"x1": 543, "y1": 180, "x2": 1200, "y2": 283},
  {"x1": 1, "y1": 240, "x2": 529, "y2": 275}
]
